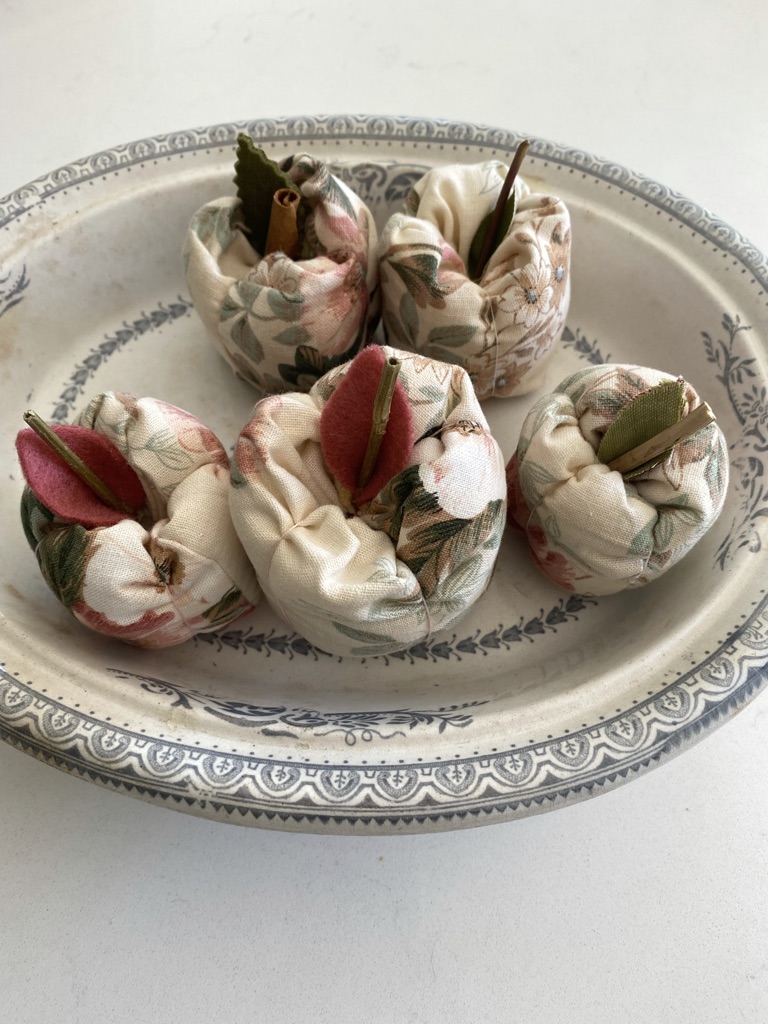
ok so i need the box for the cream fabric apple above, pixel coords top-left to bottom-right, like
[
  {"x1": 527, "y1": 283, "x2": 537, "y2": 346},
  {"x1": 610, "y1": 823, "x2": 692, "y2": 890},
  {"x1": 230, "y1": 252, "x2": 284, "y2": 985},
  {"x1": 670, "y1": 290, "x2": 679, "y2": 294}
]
[
  {"x1": 378, "y1": 161, "x2": 571, "y2": 400},
  {"x1": 229, "y1": 347, "x2": 507, "y2": 657}
]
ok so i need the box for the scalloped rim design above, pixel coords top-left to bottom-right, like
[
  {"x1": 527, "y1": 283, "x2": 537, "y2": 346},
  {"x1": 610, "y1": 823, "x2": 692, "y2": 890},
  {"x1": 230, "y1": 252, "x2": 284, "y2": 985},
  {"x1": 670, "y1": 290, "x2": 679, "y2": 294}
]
[
  {"x1": 3, "y1": 114, "x2": 767, "y2": 294},
  {"x1": 1, "y1": 586, "x2": 767, "y2": 831},
  {"x1": 2, "y1": 114, "x2": 768, "y2": 832}
]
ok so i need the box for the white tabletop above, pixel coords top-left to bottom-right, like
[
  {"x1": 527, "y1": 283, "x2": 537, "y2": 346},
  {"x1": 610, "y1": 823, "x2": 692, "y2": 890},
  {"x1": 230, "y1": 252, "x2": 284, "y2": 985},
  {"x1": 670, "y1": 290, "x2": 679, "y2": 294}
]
[{"x1": 2, "y1": 2, "x2": 768, "y2": 1021}]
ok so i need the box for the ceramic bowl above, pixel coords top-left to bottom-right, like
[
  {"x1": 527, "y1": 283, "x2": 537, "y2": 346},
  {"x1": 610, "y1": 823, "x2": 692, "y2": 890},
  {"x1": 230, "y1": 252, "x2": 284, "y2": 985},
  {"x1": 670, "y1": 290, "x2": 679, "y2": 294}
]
[{"x1": 1, "y1": 115, "x2": 766, "y2": 833}]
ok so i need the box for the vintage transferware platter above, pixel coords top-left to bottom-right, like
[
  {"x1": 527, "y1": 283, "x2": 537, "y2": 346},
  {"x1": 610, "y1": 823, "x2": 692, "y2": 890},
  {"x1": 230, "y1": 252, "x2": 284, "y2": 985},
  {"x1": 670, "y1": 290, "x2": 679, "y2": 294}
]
[{"x1": 1, "y1": 115, "x2": 766, "y2": 833}]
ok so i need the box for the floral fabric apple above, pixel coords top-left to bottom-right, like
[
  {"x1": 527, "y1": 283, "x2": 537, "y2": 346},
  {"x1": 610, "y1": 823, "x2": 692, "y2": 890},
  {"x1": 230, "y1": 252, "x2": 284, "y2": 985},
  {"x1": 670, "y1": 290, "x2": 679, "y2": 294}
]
[
  {"x1": 18, "y1": 393, "x2": 260, "y2": 647},
  {"x1": 184, "y1": 140, "x2": 380, "y2": 394},
  {"x1": 506, "y1": 364, "x2": 729, "y2": 594},
  {"x1": 229, "y1": 345, "x2": 507, "y2": 657},
  {"x1": 378, "y1": 159, "x2": 571, "y2": 400}
]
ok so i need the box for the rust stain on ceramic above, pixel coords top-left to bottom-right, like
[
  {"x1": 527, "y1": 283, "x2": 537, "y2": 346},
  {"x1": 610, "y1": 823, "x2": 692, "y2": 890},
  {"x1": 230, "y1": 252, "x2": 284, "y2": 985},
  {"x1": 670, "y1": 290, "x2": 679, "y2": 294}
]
[{"x1": 0, "y1": 319, "x2": 20, "y2": 364}]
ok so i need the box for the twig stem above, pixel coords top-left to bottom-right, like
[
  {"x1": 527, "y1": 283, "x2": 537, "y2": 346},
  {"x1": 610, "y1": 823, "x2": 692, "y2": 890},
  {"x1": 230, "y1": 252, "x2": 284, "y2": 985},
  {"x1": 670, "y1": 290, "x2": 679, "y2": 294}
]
[
  {"x1": 357, "y1": 357, "x2": 402, "y2": 489},
  {"x1": 606, "y1": 402, "x2": 716, "y2": 474}
]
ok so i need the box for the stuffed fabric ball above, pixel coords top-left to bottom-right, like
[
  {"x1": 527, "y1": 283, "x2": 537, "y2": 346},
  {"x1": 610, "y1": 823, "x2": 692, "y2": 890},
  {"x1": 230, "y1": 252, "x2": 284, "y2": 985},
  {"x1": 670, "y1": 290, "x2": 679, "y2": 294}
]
[
  {"x1": 183, "y1": 152, "x2": 379, "y2": 394},
  {"x1": 18, "y1": 393, "x2": 260, "y2": 647},
  {"x1": 378, "y1": 161, "x2": 571, "y2": 400},
  {"x1": 506, "y1": 364, "x2": 729, "y2": 595},
  {"x1": 230, "y1": 346, "x2": 507, "y2": 658}
]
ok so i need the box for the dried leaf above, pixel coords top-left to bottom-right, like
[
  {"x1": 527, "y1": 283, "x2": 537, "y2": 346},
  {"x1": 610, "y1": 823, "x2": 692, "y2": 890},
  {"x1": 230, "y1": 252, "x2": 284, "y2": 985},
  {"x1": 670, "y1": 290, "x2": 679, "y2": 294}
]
[
  {"x1": 467, "y1": 193, "x2": 516, "y2": 282},
  {"x1": 233, "y1": 134, "x2": 309, "y2": 255},
  {"x1": 597, "y1": 379, "x2": 686, "y2": 479}
]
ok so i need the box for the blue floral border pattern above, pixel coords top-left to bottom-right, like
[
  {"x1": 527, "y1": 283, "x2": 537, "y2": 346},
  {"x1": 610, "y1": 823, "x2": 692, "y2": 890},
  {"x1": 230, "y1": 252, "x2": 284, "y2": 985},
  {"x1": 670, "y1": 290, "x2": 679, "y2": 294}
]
[
  {"x1": 0, "y1": 263, "x2": 29, "y2": 318},
  {"x1": 85, "y1": 597, "x2": 598, "y2": 746},
  {"x1": 106, "y1": 669, "x2": 485, "y2": 746},
  {"x1": 2, "y1": 587, "x2": 767, "y2": 828},
  {"x1": 195, "y1": 596, "x2": 597, "y2": 666},
  {"x1": 702, "y1": 313, "x2": 768, "y2": 567},
  {"x1": 560, "y1": 325, "x2": 612, "y2": 365},
  {"x1": 49, "y1": 298, "x2": 193, "y2": 422},
  {"x1": 1, "y1": 115, "x2": 767, "y2": 831}
]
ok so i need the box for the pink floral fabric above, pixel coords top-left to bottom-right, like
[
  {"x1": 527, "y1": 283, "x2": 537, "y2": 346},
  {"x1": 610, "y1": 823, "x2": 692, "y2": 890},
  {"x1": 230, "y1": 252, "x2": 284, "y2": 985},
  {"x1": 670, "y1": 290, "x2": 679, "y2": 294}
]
[
  {"x1": 20, "y1": 393, "x2": 260, "y2": 647},
  {"x1": 378, "y1": 162, "x2": 571, "y2": 400},
  {"x1": 184, "y1": 153, "x2": 380, "y2": 394},
  {"x1": 229, "y1": 347, "x2": 507, "y2": 657},
  {"x1": 507, "y1": 365, "x2": 729, "y2": 594}
]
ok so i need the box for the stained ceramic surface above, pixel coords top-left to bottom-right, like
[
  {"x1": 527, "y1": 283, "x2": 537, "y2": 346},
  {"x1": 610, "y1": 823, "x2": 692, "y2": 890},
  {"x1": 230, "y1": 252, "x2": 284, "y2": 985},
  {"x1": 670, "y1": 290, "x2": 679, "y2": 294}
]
[{"x1": 1, "y1": 115, "x2": 766, "y2": 833}]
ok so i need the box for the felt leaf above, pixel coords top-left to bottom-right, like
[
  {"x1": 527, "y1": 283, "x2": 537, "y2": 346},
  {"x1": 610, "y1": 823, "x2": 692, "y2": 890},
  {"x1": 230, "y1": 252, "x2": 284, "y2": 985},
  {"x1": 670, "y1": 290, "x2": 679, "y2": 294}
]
[
  {"x1": 233, "y1": 134, "x2": 309, "y2": 255},
  {"x1": 16, "y1": 424, "x2": 145, "y2": 528},
  {"x1": 467, "y1": 192, "x2": 516, "y2": 282},
  {"x1": 320, "y1": 346, "x2": 415, "y2": 506},
  {"x1": 597, "y1": 379, "x2": 686, "y2": 479}
]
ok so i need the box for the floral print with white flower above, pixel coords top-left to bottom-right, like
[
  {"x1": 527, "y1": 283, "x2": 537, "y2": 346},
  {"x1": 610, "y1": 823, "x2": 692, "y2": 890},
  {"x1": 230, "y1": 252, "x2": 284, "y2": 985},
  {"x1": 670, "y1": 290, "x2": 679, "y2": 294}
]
[
  {"x1": 507, "y1": 364, "x2": 729, "y2": 595},
  {"x1": 378, "y1": 162, "x2": 571, "y2": 400},
  {"x1": 184, "y1": 152, "x2": 380, "y2": 394},
  {"x1": 20, "y1": 393, "x2": 260, "y2": 647},
  {"x1": 230, "y1": 348, "x2": 506, "y2": 657}
]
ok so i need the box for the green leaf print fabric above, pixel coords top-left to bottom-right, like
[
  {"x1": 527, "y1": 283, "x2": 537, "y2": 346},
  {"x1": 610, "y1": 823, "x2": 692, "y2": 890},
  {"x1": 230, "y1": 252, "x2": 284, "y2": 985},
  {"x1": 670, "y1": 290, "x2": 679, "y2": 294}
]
[
  {"x1": 229, "y1": 347, "x2": 507, "y2": 657},
  {"x1": 378, "y1": 162, "x2": 571, "y2": 401},
  {"x1": 184, "y1": 152, "x2": 380, "y2": 394},
  {"x1": 506, "y1": 364, "x2": 729, "y2": 595}
]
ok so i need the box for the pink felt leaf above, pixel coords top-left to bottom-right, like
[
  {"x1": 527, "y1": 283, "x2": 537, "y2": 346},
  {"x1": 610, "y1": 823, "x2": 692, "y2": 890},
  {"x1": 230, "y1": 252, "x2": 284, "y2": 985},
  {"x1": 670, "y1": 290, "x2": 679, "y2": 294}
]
[
  {"x1": 16, "y1": 424, "x2": 146, "y2": 528},
  {"x1": 320, "y1": 346, "x2": 415, "y2": 505}
]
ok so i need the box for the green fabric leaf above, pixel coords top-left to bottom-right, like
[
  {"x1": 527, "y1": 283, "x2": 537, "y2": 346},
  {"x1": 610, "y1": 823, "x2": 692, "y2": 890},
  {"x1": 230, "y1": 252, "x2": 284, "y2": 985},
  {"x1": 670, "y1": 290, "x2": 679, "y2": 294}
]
[
  {"x1": 627, "y1": 520, "x2": 655, "y2": 557},
  {"x1": 378, "y1": 465, "x2": 438, "y2": 543},
  {"x1": 426, "y1": 323, "x2": 479, "y2": 349},
  {"x1": 278, "y1": 345, "x2": 353, "y2": 390},
  {"x1": 368, "y1": 590, "x2": 428, "y2": 625},
  {"x1": 467, "y1": 193, "x2": 516, "y2": 282},
  {"x1": 274, "y1": 324, "x2": 313, "y2": 348},
  {"x1": 382, "y1": 309, "x2": 411, "y2": 349},
  {"x1": 520, "y1": 459, "x2": 559, "y2": 495},
  {"x1": 228, "y1": 310, "x2": 264, "y2": 363},
  {"x1": 597, "y1": 379, "x2": 685, "y2": 479},
  {"x1": 400, "y1": 290, "x2": 419, "y2": 344},
  {"x1": 143, "y1": 428, "x2": 197, "y2": 472},
  {"x1": 331, "y1": 621, "x2": 401, "y2": 655},
  {"x1": 402, "y1": 498, "x2": 504, "y2": 581},
  {"x1": 20, "y1": 488, "x2": 55, "y2": 550},
  {"x1": 201, "y1": 585, "x2": 245, "y2": 626},
  {"x1": 389, "y1": 248, "x2": 446, "y2": 306},
  {"x1": 320, "y1": 171, "x2": 357, "y2": 222},
  {"x1": 36, "y1": 524, "x2": 90, "y2": 608},
  {"x1": 233, "y1": 134, "x2": 309, "y2": 255},
  {"x1": 266, "y1": 287, "x2": 303, "y2": 322},
  {"x1": 425, "y1": 552, "x2": 485, "y2": 618}
]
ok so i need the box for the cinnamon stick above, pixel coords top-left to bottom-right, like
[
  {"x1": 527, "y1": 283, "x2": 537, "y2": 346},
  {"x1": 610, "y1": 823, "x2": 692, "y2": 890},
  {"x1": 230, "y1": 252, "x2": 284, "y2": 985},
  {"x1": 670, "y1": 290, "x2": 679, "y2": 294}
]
[{"x1": 264, "y1": 188, "x2": 301, "y2": 258}]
